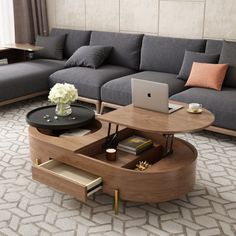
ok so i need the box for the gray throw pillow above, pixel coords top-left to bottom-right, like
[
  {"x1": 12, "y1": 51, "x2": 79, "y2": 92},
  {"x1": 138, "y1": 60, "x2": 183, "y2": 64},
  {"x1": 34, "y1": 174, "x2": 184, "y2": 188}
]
[
  {"x1": 34, "y1": 35, "x2": 66, "y2": 60},
  {"x1": 219, "y1": 41, "x2": 236, "y2": 88},
  {"x1": 65, "y1": 45, "x2": 113, "y2": 69},
  {"x1": 177, "y1": 51, "x2": 219, "y2": 81}
]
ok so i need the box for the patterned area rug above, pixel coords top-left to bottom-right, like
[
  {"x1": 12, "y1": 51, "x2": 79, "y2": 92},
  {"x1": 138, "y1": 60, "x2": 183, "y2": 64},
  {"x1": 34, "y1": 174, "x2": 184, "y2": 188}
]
[{"x1": 0, "y1": 97, "x2": 236, "y2": 236}]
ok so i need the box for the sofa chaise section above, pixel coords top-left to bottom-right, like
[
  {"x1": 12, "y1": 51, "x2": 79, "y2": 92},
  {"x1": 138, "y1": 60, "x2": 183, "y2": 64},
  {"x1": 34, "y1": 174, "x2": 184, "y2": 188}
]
[
  {"x1": 170, "y1": 39, "x2": 236, "y2": 132},
  {"x1": 0, "y1": 28, "x2": 91, "y2": 106},
  {"x1": 170, "y1": 87, "x2": 236, "y2": 130},
  {"x1": 0, "y1": 59, "x2": 65, "y2": 105}
]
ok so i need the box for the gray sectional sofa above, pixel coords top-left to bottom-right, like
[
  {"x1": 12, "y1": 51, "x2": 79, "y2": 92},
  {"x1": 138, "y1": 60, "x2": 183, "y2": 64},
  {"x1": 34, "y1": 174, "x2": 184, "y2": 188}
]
[{"x1": 0, "y1": 28, "x2": 236, "y2": 134}]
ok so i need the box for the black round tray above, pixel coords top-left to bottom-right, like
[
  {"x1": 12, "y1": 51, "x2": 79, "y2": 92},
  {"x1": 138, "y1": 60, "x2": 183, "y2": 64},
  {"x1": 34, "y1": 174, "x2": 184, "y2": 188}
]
[{"x1": 26, "y1": 105, "x2": 95, "y2": 130}]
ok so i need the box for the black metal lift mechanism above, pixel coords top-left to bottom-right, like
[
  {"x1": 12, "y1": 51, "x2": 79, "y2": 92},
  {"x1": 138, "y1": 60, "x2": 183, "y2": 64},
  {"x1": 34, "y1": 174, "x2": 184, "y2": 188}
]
[{"x1": 105, "y1": 123, "x2": 174, "y2": 157}]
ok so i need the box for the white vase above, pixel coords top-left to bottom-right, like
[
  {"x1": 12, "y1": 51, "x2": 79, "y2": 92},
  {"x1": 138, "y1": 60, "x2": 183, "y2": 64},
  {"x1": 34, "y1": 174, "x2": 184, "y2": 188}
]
[{"x1": 55, "y1": 103, "x2": 72, "y2": 116}]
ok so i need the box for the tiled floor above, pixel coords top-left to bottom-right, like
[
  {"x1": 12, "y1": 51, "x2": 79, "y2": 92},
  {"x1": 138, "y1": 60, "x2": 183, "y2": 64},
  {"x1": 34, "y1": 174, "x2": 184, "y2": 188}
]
[{"x1": 0, "y1": 97, "x2": 236, "y2": 236}]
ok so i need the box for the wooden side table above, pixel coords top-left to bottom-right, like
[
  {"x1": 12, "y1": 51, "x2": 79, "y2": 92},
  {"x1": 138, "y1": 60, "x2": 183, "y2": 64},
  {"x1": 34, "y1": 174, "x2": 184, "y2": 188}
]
[
  {"x1": 0, "y1": 43, "x2": 43, "y2": 63},
  {"x1": 4, "y1": 43, "x2": 43, "y2": 52},
  {"x1": 0, "y1": 47, "x2": 15, "y2": 64}
]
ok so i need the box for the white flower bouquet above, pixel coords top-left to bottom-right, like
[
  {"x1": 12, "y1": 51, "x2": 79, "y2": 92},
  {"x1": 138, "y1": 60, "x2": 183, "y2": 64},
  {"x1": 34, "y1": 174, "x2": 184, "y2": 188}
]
[{"x1": 48, "y1": 83, "x2": 78, "y2": 104}]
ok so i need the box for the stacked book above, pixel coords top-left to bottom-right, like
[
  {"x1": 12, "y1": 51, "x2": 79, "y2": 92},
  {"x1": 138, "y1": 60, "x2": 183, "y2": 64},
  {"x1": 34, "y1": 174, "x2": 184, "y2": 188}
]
[
  {"x1": 60, "y1": 128, "x2": 91, "y2": 137},
  {"x1": 117, "y1": 135, "x2": 153, "y2": 155}
]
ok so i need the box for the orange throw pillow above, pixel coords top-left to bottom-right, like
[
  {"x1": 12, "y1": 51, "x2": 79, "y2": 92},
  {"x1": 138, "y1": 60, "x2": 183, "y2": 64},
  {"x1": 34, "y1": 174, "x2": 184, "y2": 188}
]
[{"x1": 185, "y1": 62, "x2": 228, "y2": 91}]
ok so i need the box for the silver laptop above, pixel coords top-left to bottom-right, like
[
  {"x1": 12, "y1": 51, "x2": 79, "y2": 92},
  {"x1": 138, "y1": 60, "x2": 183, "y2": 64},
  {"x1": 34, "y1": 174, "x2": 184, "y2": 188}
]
[{"x1": 131, "y1": 78, "x2": 183, "y2": 114}]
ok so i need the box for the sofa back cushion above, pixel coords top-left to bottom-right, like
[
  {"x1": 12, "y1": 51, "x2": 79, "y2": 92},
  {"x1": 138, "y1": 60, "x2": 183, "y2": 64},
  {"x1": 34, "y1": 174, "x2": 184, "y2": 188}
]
[
  {"x1": 90, "y1": 31, "x2": 143, "y2": 70},
  {"x1": 140, "y1": 35, "x2": 206, "y2": 74},
  {"x1": 177, "y1": 51, "x2": 219, "y2": 81},
  {"x1": 205, "y1": 39, "x2": 223, "y2": 55},
  {"x1": 219, "y1": 41, "x2": 236, "y2": 88},
  {"x1": 50, "y1": 28, "x2": 91, "y2": 58},
  {"x1": 35, "y1": 35, "x2": 66, "y2": 60}
]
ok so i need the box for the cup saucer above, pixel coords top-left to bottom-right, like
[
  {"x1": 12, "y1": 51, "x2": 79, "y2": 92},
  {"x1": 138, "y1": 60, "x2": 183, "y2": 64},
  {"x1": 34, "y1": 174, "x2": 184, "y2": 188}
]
[{"x1": 187, "y1": 108, "x2": 202, "y2": 114}]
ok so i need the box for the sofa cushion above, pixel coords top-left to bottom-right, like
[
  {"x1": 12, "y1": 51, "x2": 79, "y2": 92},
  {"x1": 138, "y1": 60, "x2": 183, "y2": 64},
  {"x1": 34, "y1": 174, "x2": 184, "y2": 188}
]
[
  {"x1": 185, "y1": 62, "x2": 228, "y2": 91},
  {"x1": 35, "y1": 35, "x2": 66, "y2": 60},
  {"x1": 170, "y1": 87, "x2": 236, "y2": 130},
  {"x1": 205, "y1": 39, "x2": 223, "y2": 55},
  {"x1": 50, "y1": 28, "x2": 91, "y2": 58},
  {"x1": 177, "y1": 51, "x2": 219, "y2": 81},
  {"x1": 101, "y1": 71, "x2": 186, "y2": 106},
  {"x1": 89, "y1": 31, "x2": 143, "y2": 70},
  {"x1": 0, "y1": 59, "x2": 65, "y2": 102},
  {"x1": 65, "y1": 46, "x2": 113, "y2": 69},
  {"x1": 219, "y1": 41, "x2": 236, "y2": 88},
  {"x1": 140, "y1": 35, "x2": 206, "y2": 74},
  {"x1": 49, "y1": 65, "x2": 135, "y2": 100}
]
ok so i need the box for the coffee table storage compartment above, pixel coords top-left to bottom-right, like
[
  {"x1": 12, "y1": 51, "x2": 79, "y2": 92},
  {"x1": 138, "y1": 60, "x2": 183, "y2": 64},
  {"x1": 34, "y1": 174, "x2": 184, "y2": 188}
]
[
  {"x1": 32, "y1": 160, "x2": 102, "y2": 202},
  {"x1": 122, "y1": 145, "x2": 163, "y2": 170},
  {"x1": 77, "y1": 128, "x2": 165, "y2": 169}
]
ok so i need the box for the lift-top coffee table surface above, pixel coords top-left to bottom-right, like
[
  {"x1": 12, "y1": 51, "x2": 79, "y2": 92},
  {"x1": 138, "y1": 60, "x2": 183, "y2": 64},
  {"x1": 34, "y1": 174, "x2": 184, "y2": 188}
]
[{"x1": 28, "y1": 102, "x2": 214, "y2": 214}]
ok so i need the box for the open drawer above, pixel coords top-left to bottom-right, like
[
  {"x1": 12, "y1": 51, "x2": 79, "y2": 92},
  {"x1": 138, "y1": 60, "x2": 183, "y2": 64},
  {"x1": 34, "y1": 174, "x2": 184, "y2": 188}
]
[{"x1": 32, "y1": 160, "x2": 102, "y2": 202}]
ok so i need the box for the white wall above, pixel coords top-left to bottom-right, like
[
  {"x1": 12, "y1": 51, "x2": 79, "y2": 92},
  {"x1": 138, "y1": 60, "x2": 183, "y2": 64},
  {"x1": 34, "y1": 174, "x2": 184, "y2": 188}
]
[{"x1": 46, "y1": 0, "x2": 236, "y2": 40}]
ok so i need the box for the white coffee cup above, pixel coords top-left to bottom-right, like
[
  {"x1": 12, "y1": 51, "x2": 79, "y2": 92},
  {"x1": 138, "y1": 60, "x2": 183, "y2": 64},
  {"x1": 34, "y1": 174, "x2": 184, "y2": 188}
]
[{"x1": 189, "y1": 103, "x2": 202, "y2": 111}]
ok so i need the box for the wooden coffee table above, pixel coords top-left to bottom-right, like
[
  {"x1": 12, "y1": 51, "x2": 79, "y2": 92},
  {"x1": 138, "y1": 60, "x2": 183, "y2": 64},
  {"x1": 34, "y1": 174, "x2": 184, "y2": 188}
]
[{"x1": 28, "y1": 102, "x2": 214, "y2": 214}]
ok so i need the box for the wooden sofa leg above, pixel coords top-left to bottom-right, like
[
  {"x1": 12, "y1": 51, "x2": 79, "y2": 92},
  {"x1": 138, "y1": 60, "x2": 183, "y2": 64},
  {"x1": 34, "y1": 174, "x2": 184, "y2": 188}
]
[
  {"x1": 100, "y1": 102, "x2": 123, "y2": 114},
  {"x1": 100, "y1": 102, "x2": 105, "y2": 114},
  {"x1": 77, "y1": 96, "x2": 101, "y2": 114},
  {"x1": 95, "y1": 101, "x2": 101, "y2": 114}
]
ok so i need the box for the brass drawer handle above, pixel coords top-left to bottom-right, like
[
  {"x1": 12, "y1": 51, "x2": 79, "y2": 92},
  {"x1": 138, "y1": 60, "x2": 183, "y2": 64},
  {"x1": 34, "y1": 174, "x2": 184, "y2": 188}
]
[
  {"x1": 35, "y1": 158, "x2": 40, "y2": 165},
  {"x1": 114, "y1": 189, "x2": 119, "y2": 215}
]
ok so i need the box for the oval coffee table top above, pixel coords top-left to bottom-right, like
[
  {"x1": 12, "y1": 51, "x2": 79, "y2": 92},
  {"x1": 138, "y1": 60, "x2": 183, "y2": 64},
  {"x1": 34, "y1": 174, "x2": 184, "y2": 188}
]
[
  {"x1": 98, "y1": 102, "x2": 215, "y2": 134},
  {"x1": 26, "y1": 105, "x2": 95, "y2": 130}
]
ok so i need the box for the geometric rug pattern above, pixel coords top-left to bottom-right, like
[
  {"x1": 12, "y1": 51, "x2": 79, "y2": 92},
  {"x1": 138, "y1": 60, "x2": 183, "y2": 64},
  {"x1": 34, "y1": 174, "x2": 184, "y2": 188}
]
[{"x1": 0, "y1": 97, "x2": 236, "y2": 236}]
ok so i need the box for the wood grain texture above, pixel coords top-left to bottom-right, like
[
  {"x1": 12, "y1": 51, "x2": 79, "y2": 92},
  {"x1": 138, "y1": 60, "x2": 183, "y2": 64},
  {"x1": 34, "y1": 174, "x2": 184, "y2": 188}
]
[
  {"x1": 100, "y1": 101, "x2": 236, "y2": 137},
  {"x1": 0, "y1": 47, "x2": 11, "y2": 51},
  {"x1": 32, "y1": 165, "x2": 88, "y2": 202},
  {"x1": 4, "y1": 43, "x2": 43, "y2": 51},
  {"x1": 98, "y1": 103, "x2": 215, "y2": 134},
  {"x1": 206, "y1": 125, "x2": 236, "y2": 137},
  {"x1": 99, "y1": 102, "x2": 236, "y2": 136},
  {"x1": 29, "y1": 121, "x2": 197, "y2": 202},
  {"x1": 29, "y1": 120, "x2": 113, "y2": 154}
]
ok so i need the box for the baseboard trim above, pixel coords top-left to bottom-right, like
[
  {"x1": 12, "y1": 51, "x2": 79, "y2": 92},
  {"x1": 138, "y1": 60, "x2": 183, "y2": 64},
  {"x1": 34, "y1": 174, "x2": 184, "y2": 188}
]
[
  {"x1": 206, "y1": 126, "x2": 236, "y2": 137},
  {"x1": 0, "y1": 91, "x2": 48, "y2": 107}
]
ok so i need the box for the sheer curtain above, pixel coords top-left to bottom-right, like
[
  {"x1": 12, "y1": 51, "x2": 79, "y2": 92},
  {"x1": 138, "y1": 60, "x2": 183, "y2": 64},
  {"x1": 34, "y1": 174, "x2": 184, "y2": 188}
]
[{"x1": 0, "y1": 0, "x2": 15, "y2": 45}]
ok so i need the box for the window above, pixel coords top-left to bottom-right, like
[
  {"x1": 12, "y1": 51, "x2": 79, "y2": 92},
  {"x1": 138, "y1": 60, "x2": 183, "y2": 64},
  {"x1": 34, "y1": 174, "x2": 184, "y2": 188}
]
[{"x1": 0, "y1": 0, "x2": 15, "y2": 45}]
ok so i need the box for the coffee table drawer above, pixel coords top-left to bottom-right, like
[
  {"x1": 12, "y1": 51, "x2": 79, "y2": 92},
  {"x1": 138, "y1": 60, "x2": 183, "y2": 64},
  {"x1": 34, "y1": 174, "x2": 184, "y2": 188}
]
[{"x1": 32, "y1": 160, "x2": 102, "y2": 202}]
